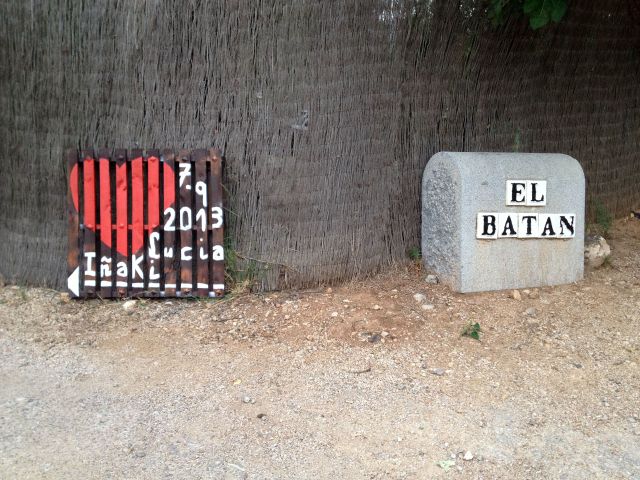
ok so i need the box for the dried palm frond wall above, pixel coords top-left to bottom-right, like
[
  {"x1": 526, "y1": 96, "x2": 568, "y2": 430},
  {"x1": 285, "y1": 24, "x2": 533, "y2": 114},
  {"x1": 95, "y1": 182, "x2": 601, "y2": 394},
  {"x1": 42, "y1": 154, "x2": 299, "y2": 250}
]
[{"x1": 1, "y1": 0, "x2": 638, "y2": 289}]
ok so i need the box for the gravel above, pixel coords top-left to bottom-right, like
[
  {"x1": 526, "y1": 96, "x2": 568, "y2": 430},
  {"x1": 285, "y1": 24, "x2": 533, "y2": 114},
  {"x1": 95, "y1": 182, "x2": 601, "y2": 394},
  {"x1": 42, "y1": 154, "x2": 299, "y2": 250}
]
[
  {"x1": 413, "y1": 293, "x2": 427, "y2": 303},
  {"x1": 1, "y1": 219, "x2": 639, "y2": 479}
]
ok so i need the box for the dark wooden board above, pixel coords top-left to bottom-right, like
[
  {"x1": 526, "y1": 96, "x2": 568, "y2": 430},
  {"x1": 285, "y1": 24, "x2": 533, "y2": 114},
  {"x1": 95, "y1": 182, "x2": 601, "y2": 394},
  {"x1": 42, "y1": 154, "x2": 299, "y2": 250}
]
[
  {"x1": 178, "y1": 150, "x2": 193, "y2": 296},
  {"x1": 129, "y1": 148, "x2": 144, "y2": 296},
  {"x1": 146, "y1": 149, "x2": 161, "y2": 296},
  {"x1": 194, "y1": 150, "x2": 210, "y2": 297},
  {"x1": 161, "y1": 149, "x2": 177, "y2": 297},
  {"x1": 67, "y1": 148, "x2": 224, "y2": 298},
  {"x1": 97, "y1": 148, "x2": 113, "y2": 298},
  {"x1": 208, "y1": 148, "x2": 225, "y2": 297},
  {"x1": 67, "y1": 150, "x2": 81, "y2": 298},
  {"x1": 114, "y1": 149, "x2": 129, "y2": 297},
  {"x1": 81, "y1": 149, "x2": 97, "y2": 296}
]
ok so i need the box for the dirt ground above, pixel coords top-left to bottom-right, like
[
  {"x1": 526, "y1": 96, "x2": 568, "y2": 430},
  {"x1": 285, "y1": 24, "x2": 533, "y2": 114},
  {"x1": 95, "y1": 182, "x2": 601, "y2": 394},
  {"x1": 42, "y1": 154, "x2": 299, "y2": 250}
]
[{"x1": 1, "y1": 218, "x2": 639, "y2": 480}]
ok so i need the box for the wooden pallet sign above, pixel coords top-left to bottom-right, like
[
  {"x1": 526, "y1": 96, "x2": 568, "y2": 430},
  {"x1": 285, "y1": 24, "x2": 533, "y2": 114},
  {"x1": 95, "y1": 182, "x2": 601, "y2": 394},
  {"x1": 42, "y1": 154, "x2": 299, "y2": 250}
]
[{"x1": 67, "y1": 148, "x2": 224, "y2": 298}]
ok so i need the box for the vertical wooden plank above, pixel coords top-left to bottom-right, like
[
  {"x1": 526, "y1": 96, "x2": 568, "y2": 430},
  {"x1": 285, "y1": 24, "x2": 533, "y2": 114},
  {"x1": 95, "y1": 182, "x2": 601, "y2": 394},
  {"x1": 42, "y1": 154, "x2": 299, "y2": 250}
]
[
  {"x1": 130, "y1": 149, "x2": 144, "y2": 296},
  {"x1": 194, "y1": 150, "x2": 210, "y2": 297},
  {"x1": 162, "y1": 149, "x2": 177, "y2": 296},
  {"x1": 114, "y1": 149, "x2": 128, "y2": 297},
  {"x1": 82, "y1": 149, "x2": 97, "y2": 297},
  {"x1": 97, "y1": 148, "x2": 113, "y2": 298},
  {"x1": 208, "y1": 148, "x2": 225, "y2": 297},
  {"x1": 67, "y1": 149, "x2": 81, "y2": 298},
  {"x1": 146, "y1": 149, "x2": 161, "y2": 296},
  {"x1": 178, "y1": 149, "x2": 193, "y2": 296},
  {"x1": 109, "y1": 153, "x2": 117, "y2": 293},
  {"x1": 67, "y1": 146, "x2": 223, "y2": 298}
]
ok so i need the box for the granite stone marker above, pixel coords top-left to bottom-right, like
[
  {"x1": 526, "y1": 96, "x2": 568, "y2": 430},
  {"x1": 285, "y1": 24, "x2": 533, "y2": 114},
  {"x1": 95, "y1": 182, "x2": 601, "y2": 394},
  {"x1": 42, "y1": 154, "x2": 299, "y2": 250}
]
[{"x1": 422, "y1": 152, "x2": 585, "y2": 293}]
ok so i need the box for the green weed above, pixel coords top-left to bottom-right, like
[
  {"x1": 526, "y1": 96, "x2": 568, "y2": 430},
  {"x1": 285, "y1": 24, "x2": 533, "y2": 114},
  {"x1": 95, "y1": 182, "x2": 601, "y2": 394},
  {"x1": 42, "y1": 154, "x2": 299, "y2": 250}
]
[
  {"x1": 594, "y1": 199, "x2": 613, "y2": 236},
  {"x1": 407, "y1": 246, "x2": 422, "y2": 262},
  {"x1": 461, "y1": 322, "x2": 481, "y2": 340}
]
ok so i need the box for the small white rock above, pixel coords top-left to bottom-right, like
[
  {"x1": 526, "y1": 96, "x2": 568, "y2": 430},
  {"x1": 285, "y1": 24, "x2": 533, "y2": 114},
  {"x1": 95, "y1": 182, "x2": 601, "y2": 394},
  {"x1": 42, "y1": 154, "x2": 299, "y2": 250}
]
[
  {"x1": 372, "y1": 304, "x2": 382, "y2": 310},
  {"x1": 122, "y1": 300, "x2": 137, "y2": 311},
  {"x1": 413, "y1": 293, "x2": 427, "y2": 303},
  {"x1": 421, "y1": 304, "x2": 435, "y2": 311},
  {"x1": 330, "y1": 312, "x2": 339, "y2": 317},
  {"x1": 511, "y1": 290, "x2": 521, "y2": 301},
  {"x1": 463, "y1": 451, "x2": 474, "y2": 461},
  {"x1": 584, "y1": 235, "x2": 611, "y2": 268},
  {"x1": 425, "y1": 274, "x2": 439, "y2": 284}
]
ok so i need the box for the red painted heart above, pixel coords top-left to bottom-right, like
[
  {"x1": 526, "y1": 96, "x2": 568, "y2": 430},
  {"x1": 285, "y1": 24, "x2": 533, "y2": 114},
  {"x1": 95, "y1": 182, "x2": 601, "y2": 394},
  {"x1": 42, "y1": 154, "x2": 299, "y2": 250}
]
[{"x1": 69, "y1": 157, "x2": 175, "y2": 256}]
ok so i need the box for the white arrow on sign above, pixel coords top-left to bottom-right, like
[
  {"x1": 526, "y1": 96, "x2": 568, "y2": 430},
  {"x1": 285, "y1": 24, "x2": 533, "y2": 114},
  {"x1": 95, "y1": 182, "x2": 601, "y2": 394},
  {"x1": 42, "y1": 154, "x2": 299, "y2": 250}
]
[{"x1": 67, "y1": 267, "x2": 80, "y2": 297}]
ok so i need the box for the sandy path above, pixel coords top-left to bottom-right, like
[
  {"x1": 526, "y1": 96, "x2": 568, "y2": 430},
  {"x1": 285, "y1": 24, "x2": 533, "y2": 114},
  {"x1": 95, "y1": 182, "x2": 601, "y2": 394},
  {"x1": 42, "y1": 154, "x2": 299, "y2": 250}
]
[{"x1": 1, "y1": 219, "x2": 639, "y2": 479}]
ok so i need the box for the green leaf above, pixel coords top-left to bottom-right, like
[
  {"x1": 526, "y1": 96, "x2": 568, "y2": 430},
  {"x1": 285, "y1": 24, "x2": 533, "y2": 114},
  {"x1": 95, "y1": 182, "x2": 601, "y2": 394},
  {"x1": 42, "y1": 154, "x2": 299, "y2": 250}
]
[
  {"x1": 550, "y1": 0, "x2": 567, "y2": 22},
  {"x1": 529, "y1": 11, "x2": 550, "y2": 29},
  {"x1": 523, "y1": 0, "x2": 542, "y2": 15},
  {"x1": 461, "y1": 321, "x2": 481, "y2": 340},
  {"x1": 437, "y1": 460, "x2": 456, "y2": 472},
  {"x1": 488, "y1": 0, "x2": 506, "y2": 26},
  {"x1": 487, "y1": 0, "x2": 567, "y2": 30}
]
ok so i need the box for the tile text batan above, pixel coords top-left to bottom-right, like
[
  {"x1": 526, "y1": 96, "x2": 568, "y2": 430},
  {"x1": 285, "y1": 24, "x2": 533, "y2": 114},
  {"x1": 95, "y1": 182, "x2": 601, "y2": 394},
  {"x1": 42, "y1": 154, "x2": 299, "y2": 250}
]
[{"x1": 476, "y1": 180, "x2": 576, "y2": 240}]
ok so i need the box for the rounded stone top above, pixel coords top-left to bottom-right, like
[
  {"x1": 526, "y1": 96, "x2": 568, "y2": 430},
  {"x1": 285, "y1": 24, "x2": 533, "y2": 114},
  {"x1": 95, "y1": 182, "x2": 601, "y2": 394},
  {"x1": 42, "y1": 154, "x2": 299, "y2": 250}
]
[{"x1": 425, "y1": 152, "x2": 585, "y2": 185}]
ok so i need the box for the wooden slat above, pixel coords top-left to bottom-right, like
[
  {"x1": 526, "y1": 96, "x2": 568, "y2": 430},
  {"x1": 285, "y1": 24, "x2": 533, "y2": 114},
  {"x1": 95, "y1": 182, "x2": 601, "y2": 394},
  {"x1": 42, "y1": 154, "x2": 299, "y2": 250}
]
[
  {"x1": 178, "y1": 150, "x2": 193, "y2": 296},
  {"x1": 67, "y1": 149, "x2": 81, "y2": 298},
  {"x1": 162, "y1": 149, "x2": 177, "y2": 296},
  {"x1": 97, "y1": 148, "x2": 113, "y2": 298},
  {"x1": 146, "y1": 149, "x2": 161, "y2": 296},
  {"x1": 81, "y1": 150, "x2": 97, "y2": 297},
  {"x1": 67, "y1": 147, "x2": 224, "y2": 299},
  {"x1": 130, "y1": 149, "x2": 144, "y2": 296},
  {"x1": 109, "y1": 153, "x2": 117, "y2": 293},
  {"x1": 208, "y1": 148, "x2": 225, "y2": 296},
  {"x1": 193, "y1": 150, "x2": 210, "y2": 297},
  {"x1": 114, "y1": 149, "x2": 128, "y2": 296}
]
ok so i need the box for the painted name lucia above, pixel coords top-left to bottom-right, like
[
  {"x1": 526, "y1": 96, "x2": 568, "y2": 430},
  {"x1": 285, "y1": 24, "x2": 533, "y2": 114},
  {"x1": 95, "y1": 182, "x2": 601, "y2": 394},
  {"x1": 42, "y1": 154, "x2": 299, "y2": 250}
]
[
  {"x1": 476, "y1": 180, "x2": 576, "y2": 240},
  {"x1": 83, "y1": 204, "x2": 224, "y2": 283},
  {"x1": 83, "y1": 235, "x2": 224, "y2": 281}
]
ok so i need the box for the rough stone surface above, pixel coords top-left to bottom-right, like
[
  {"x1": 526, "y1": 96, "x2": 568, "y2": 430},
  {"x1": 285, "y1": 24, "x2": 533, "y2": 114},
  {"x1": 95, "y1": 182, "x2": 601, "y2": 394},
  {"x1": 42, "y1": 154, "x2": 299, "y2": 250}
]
[
  {"x1": 584, "y1": 235, "x2": 611, "y2": 268},
  {"x1": 422, "y1": 152, "x2": 585, "y2": 293}
]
